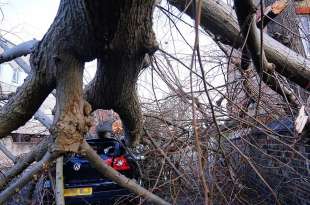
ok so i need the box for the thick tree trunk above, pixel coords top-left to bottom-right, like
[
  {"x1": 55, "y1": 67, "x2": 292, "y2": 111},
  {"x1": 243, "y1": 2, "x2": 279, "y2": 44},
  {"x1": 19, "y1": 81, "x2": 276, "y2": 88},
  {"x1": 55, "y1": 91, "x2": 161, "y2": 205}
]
[
  {"x1": 84, "y1": 0, "x2": 157, "y2": 145},
  {"x1": 51, "y1": 53, "x2": 91, "y2": 152},
  {"x1": 0, "y1": 1, "x2": 164, "y2": 203},
  {"x1": 0, "y1": 0, "x2": 157, "y2": 146},
  {"x1": 85, "y1": 59, "x2": 143, "y2": 146}
]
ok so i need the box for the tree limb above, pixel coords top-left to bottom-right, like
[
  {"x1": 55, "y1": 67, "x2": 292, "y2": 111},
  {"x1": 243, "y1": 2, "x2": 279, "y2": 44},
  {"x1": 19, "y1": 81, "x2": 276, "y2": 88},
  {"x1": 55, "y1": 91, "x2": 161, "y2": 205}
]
[
  {"x1": 0, "y1": 38, "x2": 53, "y2": 127},
  {"x1": 167, "y1": 0, "x2": 310, "y2": 90},
  {"x1": 80, "y1": 140, "x2": 171, "y2": 205},
  {"x1": 0, "y1": 71, "x2": 54, "y2": 138},
  {"x1": 234, "y1": 0, "x2": 299, "y2": 107},
  {"x1": 0, "y1": 39, "x2": 38, "y2": 64},
  {"x1": 0, "y1": 38, "x2": 32, "y2": 73}
]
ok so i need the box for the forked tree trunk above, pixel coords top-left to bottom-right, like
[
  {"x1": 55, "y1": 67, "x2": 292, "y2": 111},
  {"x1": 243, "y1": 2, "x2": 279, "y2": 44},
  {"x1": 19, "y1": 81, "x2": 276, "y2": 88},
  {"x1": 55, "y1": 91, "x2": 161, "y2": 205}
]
[{"x1": 0, "y1": 0, "x2": 157, "y2": 146}]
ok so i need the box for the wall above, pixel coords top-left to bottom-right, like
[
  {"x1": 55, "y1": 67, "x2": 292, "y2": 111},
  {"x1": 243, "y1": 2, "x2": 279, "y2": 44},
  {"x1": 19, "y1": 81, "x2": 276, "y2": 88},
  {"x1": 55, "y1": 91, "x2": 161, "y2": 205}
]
[{"x1": 214, "y1": 119, "x2": 310, "y2": 205}]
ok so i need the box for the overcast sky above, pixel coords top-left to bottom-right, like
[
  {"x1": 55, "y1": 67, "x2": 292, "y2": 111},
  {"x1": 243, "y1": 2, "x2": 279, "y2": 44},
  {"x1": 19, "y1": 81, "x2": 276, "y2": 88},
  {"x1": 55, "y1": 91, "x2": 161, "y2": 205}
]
[{"x1": 1, "y1": 0, "x2": 59, "y2": 42}]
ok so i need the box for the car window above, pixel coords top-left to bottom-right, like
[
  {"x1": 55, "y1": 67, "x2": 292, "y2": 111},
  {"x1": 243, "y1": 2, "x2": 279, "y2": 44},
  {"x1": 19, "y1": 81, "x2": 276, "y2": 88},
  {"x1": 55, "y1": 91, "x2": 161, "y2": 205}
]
[{"x1": 90, "y1": 141, "x2": 125, "y2": 156}]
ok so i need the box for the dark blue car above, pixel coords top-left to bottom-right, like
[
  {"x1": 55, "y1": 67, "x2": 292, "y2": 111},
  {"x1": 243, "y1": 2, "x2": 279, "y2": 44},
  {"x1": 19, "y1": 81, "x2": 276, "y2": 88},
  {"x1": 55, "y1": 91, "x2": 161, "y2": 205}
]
[{"x1": 43, "y1": 138, "x2": 141, "y2": 205}]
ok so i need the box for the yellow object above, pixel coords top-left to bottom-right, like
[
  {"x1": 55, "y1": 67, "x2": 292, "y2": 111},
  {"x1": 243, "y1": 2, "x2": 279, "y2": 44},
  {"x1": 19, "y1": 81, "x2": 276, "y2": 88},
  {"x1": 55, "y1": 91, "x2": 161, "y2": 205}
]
[{"x1": 64, "y1": 187, "x2": 93, "y2": 197}]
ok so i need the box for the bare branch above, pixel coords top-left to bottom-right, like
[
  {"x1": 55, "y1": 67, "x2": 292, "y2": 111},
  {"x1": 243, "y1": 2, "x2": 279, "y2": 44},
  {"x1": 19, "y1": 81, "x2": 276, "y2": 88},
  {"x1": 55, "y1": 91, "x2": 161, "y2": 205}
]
[
  {"x1": 0, "y1": 39, "x2": 38, "y2": 64},
  {"x1": 0, "y1": 72, "x2": 54, "y2": 138},
  {"x1": 55, "y1": 156, "x2": 65, "y2": 205},
  {"x1": 80, "y1": 140, "x2": 171, "y2": 205},
  {"x1": 0, "y1": 37, "x2": 54, "y2": 135},
  {"x1": 0, "y1": 38, "x2": 31, "y2": 73},
  {"x1": 167, "y1": 0, "x2": 310, "y2": 90},
  {"x1": 34, "y1": 109, "x2": 53, "y2": 129},
  {"x1": 234, "y1": 0, "x2": 299, "y2": 107}
]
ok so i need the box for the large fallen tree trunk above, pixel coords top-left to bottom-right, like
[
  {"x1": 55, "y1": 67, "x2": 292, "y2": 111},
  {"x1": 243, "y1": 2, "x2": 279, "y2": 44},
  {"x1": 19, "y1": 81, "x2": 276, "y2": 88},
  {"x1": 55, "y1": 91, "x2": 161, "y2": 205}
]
[
  {"x1": 167, "y1": 0, "x2": 310, "y2": 90},
  {"x1": 234, "y1": 0, "x2": 298, "y2": 107}
]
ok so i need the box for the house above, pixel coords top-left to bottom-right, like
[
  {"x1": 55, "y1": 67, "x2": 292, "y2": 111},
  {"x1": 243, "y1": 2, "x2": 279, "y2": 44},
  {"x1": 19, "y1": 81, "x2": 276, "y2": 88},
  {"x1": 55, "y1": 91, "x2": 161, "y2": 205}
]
[{"x1": 0, "y1": 38, "x2": 51, "y2": 167}]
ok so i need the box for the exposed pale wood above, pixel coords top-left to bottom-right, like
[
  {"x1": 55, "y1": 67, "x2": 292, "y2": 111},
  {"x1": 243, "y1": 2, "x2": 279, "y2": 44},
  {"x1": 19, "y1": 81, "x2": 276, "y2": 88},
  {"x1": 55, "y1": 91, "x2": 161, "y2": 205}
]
[
  {"x1": 55, "y1": 156, "x2": 65, "y2": 205},
  {"x1": 295, "y1": 106, "x2": 308, "y2": 133}
]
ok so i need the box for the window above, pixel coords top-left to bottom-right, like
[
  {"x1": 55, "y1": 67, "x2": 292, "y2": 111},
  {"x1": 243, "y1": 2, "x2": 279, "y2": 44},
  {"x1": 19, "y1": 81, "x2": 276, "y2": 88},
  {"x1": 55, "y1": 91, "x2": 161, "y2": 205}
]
[{"x1": 11, "y1": 68, "x2": 19, "y2": 84}]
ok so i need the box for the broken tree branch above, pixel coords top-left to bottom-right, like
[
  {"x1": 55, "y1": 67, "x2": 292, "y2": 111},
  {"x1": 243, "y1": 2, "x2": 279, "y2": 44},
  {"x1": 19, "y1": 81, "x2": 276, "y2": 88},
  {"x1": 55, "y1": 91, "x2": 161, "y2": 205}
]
[
  {"x1": 0, "y1": 36, "x2": 55, "y2": 137},
  {"x1": 0, "y1": 71, "x2": 54, "y2": 138},
  {"x1": 80, "y1": 140, "x2": 171, "y2": 205},
  {"x1": 0, "y1": 38, "x2": 32, "y2": 73},
  {"x1": 167, "y1": 0, "x2": 310, "y2": 90},
  {"x1": 0, "y1": 37, "x2": 53, "y2": 127},
  {"x1": 234, "y1": 0, "x2": 299, "y2": 107}
]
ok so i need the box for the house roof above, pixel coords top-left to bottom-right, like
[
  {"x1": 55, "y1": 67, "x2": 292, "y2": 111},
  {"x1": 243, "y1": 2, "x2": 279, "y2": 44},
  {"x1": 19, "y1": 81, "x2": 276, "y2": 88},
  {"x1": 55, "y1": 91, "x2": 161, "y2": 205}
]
[{"x1": 12, "y1": 120, "x2": 50, "y2": 135}]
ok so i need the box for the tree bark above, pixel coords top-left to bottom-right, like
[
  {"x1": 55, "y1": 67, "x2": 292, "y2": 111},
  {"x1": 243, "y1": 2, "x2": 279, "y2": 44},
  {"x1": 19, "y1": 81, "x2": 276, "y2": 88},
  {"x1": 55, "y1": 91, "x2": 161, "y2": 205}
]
[
  {"x1": 0, "y1": 143, "x2": 16, "y2": 163},
  {"x1": 85, "y1": 59, "x2": 143, "y2": 146},
  {"x1": 84, "y1": 0, "x2": 157, "y2": 146},
  {"x1": 51, "y1": 53, "x2": 91, "y2": 152},
  {"x1": 0, "y1": 1, "x2": 163, "y2": 203}
]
